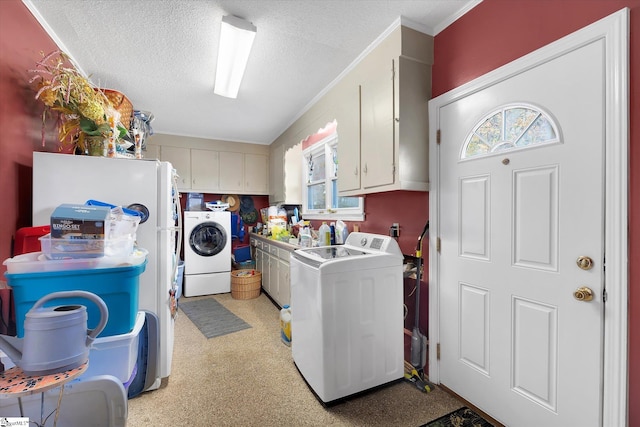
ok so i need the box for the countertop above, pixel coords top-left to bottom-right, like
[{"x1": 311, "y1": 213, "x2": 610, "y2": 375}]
[{"x1": 249, "y1": 232, "x2": 300, "y2": 251}]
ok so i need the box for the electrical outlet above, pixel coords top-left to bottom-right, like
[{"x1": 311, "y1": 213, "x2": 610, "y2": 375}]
[{"x1": 390, "y1": 223, "x2": 400, "y2": 237}]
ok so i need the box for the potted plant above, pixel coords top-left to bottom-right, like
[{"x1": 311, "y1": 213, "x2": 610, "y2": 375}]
[{"x1": 29, "y1": 50, "x2": 128, "y2": 155}]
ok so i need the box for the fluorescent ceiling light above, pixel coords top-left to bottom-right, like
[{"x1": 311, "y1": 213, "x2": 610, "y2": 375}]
[{"x1": 214, "y1": 15, "x2": 257, "y2": 99}]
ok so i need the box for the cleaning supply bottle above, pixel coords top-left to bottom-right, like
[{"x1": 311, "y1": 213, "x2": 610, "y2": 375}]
[
  {"x1": 329, "y1": 222, "x2": 336, "y2": 245},
  {"x1": 318, "y1": 222, "x2": 331, "y2": 246},
  {"x1": 298, "y1": 226, "x2": 312, "y2": 248},
  {"x1": 280, "y1": 305, "x2": 292, "y2": 346},
  {"x1": 335, "y1": 220, "x2": 348, "y2": 244}
]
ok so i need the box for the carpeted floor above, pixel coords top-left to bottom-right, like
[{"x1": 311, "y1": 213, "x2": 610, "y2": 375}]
[{"x1": 127, "y1": 293, "x2": 466, "y2": 426}]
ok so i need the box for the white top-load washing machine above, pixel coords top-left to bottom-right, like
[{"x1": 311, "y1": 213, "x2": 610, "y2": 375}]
[
  {"x1": 183, "y1": 211, "x2": 231, "y2": 296},
  {"x1": 290, "y1": 232, "x2": 405, "y2": 404}
]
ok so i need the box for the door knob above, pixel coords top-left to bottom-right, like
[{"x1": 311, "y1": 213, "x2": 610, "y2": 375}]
[
  {"x1": 576, "y1": 256, "x2": 594, "y2": 270},
  {"x1": 574, "y1": 286, "x2": 594, "y2": 302}
]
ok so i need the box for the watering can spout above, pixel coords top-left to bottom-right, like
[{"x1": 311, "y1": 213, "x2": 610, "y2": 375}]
[{"x1": 0, "y1": 335, "x2": 23, "y2": 366}]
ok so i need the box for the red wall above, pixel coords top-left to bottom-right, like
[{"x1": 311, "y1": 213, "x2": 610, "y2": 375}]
[
  {"x1": 0, "y1": 0, "x2": 59, "y2": 267},
  {"x1": 433, "y1": 0, "x2": 640, "y2": 423}
]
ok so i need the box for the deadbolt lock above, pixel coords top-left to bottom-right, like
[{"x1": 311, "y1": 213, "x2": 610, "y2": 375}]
[
  {"x1": 576, "y1": 256, "x2": 594, "y2": 270},
  {"x1": 574, "y1": 286, "x2": 594, "y2": 302}
]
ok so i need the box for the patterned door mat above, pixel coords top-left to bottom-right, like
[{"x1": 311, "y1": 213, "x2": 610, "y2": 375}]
[{"x1": 421, "y1": 407, "x2": 495, "y2": 427}]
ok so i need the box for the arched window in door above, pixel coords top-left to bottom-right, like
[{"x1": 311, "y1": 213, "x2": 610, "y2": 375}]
[{"x1": 461, "y1": 104, "x2": 561, "y2": 160}]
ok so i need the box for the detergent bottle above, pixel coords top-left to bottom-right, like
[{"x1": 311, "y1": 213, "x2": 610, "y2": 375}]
[
  {"x1": 335, "y1": 220, "x2": 348, "y2": 244},
  {"x1": 280, "y1": 305, "x2": 292, "y2": 346},
  {"x1": 329, "y1": 222, "x2": 336, "y2": 245},
  {"x1": 318, "y1": 222, "x2": 331, "y2": 246}
]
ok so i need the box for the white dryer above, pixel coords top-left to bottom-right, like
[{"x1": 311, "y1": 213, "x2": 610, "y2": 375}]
[{"x1": 183, "y1": 210, "x2": 231, "y2": 297}]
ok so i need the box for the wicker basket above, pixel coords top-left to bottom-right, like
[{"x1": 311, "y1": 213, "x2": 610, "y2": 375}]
[
  {"x1": 231, "y1": 269, "x2": 262, "y2": 300},
  {"x1": 98, "y1": 88, "x2": 134, "y2": 130}
]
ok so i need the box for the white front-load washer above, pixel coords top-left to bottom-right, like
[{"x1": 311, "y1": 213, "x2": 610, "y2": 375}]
[{"x1": 183, "y1": 210, "x2": 231, "y2": 297}]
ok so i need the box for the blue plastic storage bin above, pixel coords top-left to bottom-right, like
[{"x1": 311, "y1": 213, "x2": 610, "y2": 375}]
[
  {"x1": 233, "y1": 245, "x2": 251, "y2": 263},
  {"x1": 4, "y1": 260, "x2": 146, "y2": 338}
]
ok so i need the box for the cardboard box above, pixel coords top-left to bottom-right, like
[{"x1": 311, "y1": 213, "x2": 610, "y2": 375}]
[{"x1": 50, "y1": 204, "x2": 110, "y2": 239}]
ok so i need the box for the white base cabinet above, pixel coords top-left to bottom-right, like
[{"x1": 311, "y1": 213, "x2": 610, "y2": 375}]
[{"x1": 251, "y1": 234, "x2": 293, "y2": 308}]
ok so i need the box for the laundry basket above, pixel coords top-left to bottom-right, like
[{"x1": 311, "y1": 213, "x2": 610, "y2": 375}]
[{"x1": 230, "y1": 270, "x2": 261, "y2": 300}]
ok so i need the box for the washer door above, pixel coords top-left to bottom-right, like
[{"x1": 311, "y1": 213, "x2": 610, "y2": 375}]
[{"x1": 189, "y1": 222, "x2": 227, "y2": 257}]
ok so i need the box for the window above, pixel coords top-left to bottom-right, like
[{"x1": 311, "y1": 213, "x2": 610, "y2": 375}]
[
  {"x1": 461, "y1": 104, "x2": 561, "y2": 160},
  {"x1": 302, "y1": 132, "x2": 363, "y2": 221}
]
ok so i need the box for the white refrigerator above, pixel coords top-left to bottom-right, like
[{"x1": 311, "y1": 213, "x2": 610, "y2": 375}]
[{"x1": 32, "y1": 151, "x2": 181, "y2": 391}]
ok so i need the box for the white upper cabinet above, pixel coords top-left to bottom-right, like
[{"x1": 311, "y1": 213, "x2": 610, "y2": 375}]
[
  {"x1": 359, "y1": 60, "x2": 396, "y2": 190},
  {"x1": 270, "y1": 142, "x2": 302, "y2": 205},
  {"x1": 269, "y1": 144, "x2": 285, "y2": 203},
  {"x1": 147, "y1": 140, "x2": 269, "y2": 195},
  {"x1": 160, "y1": 145, "x2": 192, "y2": 191},
  {"x1": 337, "y1": 26, "x2": 432, "y2": 196},
  {"x1": 219, "y1": 151, "x2": 244, "y2": 192},
  {"x1": 334, "y1": 84, "x2": 360, "y2": 193},
  {"x1": 143, "y1": 144, "x2": 161, "y2": 161},
  {"x1": 191, "y1": 149, "x2": 220, "y2": 192},
  {"x1": 244, "y1": 153, "x2": 269, "y2": 194}
]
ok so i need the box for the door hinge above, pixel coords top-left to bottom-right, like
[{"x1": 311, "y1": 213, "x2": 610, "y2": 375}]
[
  {"x1": 437, "y1": 343, "x2": 441, "y2": 360},
  {"x1": 603, "y1": 288, "x2": 607, "y2": 303},
  {"x1": 436, "y1": 129, "x2": 441, "y2": 145},
  {"x1": 436, "y1": 237, "x2": 441, "y2": 252}
]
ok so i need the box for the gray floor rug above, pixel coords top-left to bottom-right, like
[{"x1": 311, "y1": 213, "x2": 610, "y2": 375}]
[{"x1": 180, "y1": 297, "x2": 251, "y2": 339}]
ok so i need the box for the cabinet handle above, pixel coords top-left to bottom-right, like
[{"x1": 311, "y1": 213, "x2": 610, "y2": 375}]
[
  {"x1": 363, "y1": 164, "x2": 368, "y2": 174},
  {"x1": 354, "y1": 167, "x2": 358, "y2": 175}
]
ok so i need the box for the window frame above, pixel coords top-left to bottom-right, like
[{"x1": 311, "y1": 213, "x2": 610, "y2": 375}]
[
  {"x1": 460, "y1": 103, "x2": 562, "y2": 161},
  {"x1": 301, "y1": 133, "x2": 364, "y2": 221}
]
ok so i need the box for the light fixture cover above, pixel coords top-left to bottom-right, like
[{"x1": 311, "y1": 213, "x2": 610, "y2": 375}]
[{"x1": 214, "y1": 15, "x2": 257, "y2": 98}]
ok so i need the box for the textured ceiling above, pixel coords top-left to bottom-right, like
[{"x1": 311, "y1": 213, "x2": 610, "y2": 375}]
[{"x1": 24, "y1": 0, "x2": 479, "y2": 145}]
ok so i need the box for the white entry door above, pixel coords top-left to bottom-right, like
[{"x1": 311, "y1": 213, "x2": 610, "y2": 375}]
[{"x1": 428, "y1": 11, "x2": 629, "y2": 427}]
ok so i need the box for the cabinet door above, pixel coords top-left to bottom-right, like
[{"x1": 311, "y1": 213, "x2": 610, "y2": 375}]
[
  {"x1": 269, "y1": 144, "x2": 285, "y2": 203},
  {"x1": 191, "y1": 149, "x2": 219, "y2": 192},
  {"x1": 269, "y1": 253, "x2": 279, "y2": 303},
  {"x1": 360, "y1": 59, "x2": 395, "y2": 189},
  {"x1": 255, "y1": 247, "x2": 263, "y2": 274},
  {"x1": 336, "y1": 84, "x2": 361, "y2": 193},
  {"x1": 161, "y1": 146, "x2": 191, "y2": 190},
  {"x1": 278, "y1": 259, "x2": 290, "y2": 307},
  {"x1": 283, "y1": 143, "x2": 302, "y2": 204},
  {"x1": 219, "y1": 151, "x2": 244, "y2": 192},
  {"x1": 244, "y1": 154, "x2": 268, "y2": 194},
  {"x1": 144, "y1": 144, "x2": 161, "y2": 160},
  {"x1": 262, "y1": 250, "x2": 271, "y2": 294}
]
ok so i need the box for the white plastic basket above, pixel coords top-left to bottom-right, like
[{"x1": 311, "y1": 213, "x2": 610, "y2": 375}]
[{"x1": 205, "y1": 201, "x2": 229, "y2": 211}]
